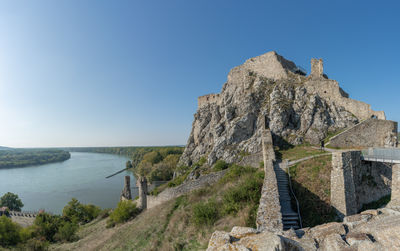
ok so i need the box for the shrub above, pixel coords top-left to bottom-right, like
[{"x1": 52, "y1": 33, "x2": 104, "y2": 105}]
[
  {"x1": 219, "y1": 165, "x2": 255, "y2": 184},
  {"x1": 98, "y1": 208, "x2": 111, "y2": 219},
  {"x1": 24, "y1": 238, "x2": 49, "y2": 251},
  {"x1": 33, "y1": 213, "x2": 62, "y2": 242},
  {"x1": 107, "y1": 200, "x2": 141, "y2": 227},
  {"x1": 62, "y1": 198, "x2": 101, "y2": 224},
  {"x1": 192, "y1": 199, "x2": 219, "y2": 226},
  {"x1": 19, "y1": 225, "x2": 35, "y2": 242},
  {"x1": 213, "y1": 160, "x2": 229, "y2": 171},
  {"x1": 167, "y1": 173, "x2": 188, "y2": 188},
  {"x1": 0, "y1": 215, "x2": 21, "y2": 246},
  {"x1": 222, "y1": 176, "x2": 263, "y2": 215},
  {"x1": 0, "y1": 192, "x2": 24, "y2": 211},
  {"x1": 54, "y1": 221, "x2": 78, "y2": 242}
]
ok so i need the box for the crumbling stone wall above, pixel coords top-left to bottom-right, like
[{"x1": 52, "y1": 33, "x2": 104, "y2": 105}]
[
  {"x1": 146, "y1": 170, "x2": 227, "y2": 209},
  {"x1": 310, "y1": 58, "x2": 323, "y2": 78},
  {"x1": 331, "y1": 151, "x2": 393, "y2": 218},
  {"x1": 304, "y1": 79, "x2": 385, "y2": 120},
  {"x1": 256, "y1": 129, "x2": 283, "y2": 232},
  {"x1": 198, "y1": 93, "x2": 220, "y2": 108},
  {"x1": 329, "y1": 119, "x2": 398, "y2": 148},
  {"x1": 138, "y1": 176, "x2": 148, "y2": 210},
  {"x1": 120, "y1": 175, "x2": 132, "y2": 201}
]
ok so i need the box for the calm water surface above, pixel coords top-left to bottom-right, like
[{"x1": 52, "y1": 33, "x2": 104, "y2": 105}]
[{"x1": 0, "y1": 152, "x2": 137, "y2": 214}]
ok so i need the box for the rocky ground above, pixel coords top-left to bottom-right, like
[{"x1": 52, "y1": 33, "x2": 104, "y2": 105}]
[{"x1": 207, "y1": 207, "x2": 400, "y2": 250}]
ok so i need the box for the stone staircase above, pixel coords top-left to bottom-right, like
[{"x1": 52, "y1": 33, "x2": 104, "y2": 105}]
[{"x1": 274, "y1": 162, "x2": 301, "y2": 230}]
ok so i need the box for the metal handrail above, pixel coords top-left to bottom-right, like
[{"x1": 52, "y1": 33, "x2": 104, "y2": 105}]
[{"x1": 285, "y1": 160, "x2": 302, "y2": 229}]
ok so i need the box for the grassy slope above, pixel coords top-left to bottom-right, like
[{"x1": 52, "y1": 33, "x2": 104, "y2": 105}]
[
  {"x1": 51, "y1": 166, "x2": 264, "y2": 251},
  {"x1": 275, "y1": 145, "x2": 326, "y2": 161},
  {"x1": 289, "y1": 155, "x2": 337, "y2": 227}
]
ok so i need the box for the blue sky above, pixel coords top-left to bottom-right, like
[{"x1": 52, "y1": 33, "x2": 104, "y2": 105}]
[{"x1": 0, "y1": 1, "x2": 399, "y2": 147}]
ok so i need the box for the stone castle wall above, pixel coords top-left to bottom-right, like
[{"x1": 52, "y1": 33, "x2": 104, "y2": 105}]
[
  {"x1": 256, "y1": 129, "x2": 283, "y2": 232},
  {"x1": 331, "y1": 151, "x2": 393, "y2": 218},
  {"x1": 311, "y1": 58, "x2": 323, "y2": 78},
  {"x1": 304, "y1": 80, "x2": 385, "y2": 120},
  {"x1": 331, "y1": 151, "x2": 358, "y2": 218},
  {"x1": 329, "y1": 119, "x2": 398, "y2": 148},
  {"x1": 198, "y1": 93, "x2": 220, "y2": 108}
]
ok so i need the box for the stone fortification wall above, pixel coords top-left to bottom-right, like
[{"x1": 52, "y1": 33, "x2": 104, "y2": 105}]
[
  {"x1": 331, "y1": 151, "x2": 393, "y2": 218},
  {"x1": 329, "y1": 119, "x2": 398, "y2": 148},
  {"x1": 353, "y1": 161, "x2": 392, "y2": 208},
  {"x1": 146, "y1": 170, "x2": 227, "y2": 209},
  {"x1": 388, "y1": 164, "x2": 400, "y2": 210},
  {"x1": 311, "y1": 58, "x2": 324, "y2": 78},
  {"x1": 198, "y1": 93, "x2": 220, "y2": 108},
  {"x1": 331, "y1": 151, "x2": 358, "y2": 218},
  {"x1": 228, "y1": 51, "x2": 298, "y2": 85},
  {"x1": 256, "y1": 129, "x2": 283, "y2": 232},
  {"x1": 304, "y1": 79, "x2": 385, "y2": 120}
]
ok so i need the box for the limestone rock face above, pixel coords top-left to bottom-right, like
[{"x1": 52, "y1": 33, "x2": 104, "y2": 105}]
[{"x1": 180, "y1": 51, "x2": 382, "y2": 166}]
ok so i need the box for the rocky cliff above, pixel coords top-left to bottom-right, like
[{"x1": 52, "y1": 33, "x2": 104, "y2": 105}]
[{"x1": 180, "y1": 51, "x2": 384, "y2": 166}]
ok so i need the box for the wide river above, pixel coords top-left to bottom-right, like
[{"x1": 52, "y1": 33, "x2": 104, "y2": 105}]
[{"x1": 0, "y1": 152, "x2": 137, "y2": 214}]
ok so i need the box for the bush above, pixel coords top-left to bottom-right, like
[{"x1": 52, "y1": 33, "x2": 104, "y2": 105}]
[
  {"x1": 222, "y1": 176, "x2": 263, "y2": 215},
  {"x1": 219, "y1": 165, "x2": 255, "y2": 184},
  {"x1": 24, "y1": 238, "x2": 49, "y2": 251},
  {"x1": 192, "y1": 199, "x2": 219, "y2": 226},
  {"x1": 0, "y1": 192, "x2": 24, "y2": 211},
  {"x1": 213, "y1": 160, "x2": 229, "y2": 171},
  {"x1": 19, "y1": 225, "x2": 35, "y2": 242},
  {"x1": 107, "y1": 201, "x2": 141, "y2": 227},
  {"x1": 0, "y1": 215, "x2": 21, "y2": 246},
  {"x1": 33, "y1": 213, "x2": 62, "y2": 242},
  {"x1": 62, "y1": 198, "x2": 101, "y2": 224},
  {"x1": 54, "y1": 221, "x2": 78, "y2": 242}
]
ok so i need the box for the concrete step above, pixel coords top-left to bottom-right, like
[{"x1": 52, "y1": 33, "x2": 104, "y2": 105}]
[
  {"x1": 283, "y1": 225, "x2": 300, "y2": 230},
  {"x1": 283, "y1": 220, "x2": 299, "y2": 225},
  {"x1": 282, "y1": 212, "x2": 298, "y2": 217},
  {"x1": 283, "y1": 216, "x2": 299, "y2": 221}
]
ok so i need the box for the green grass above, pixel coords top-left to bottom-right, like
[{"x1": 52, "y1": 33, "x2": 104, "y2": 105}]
[
  {"x1": 275, "y1": 145, "x2": 326, "y2": 161},
  {"x1": 289, "y1": 155, "x2": 337, "y2": 227}
]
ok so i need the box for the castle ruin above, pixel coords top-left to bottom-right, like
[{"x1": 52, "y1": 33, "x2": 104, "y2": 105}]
[
  {"x1": 120, "y1": 175, "x2": 132, "y2": 201},
  {"x1": 310, "y1": 58, "x2": 324, "y2": 78}
]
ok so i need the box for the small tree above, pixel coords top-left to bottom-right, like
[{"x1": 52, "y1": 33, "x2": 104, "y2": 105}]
[
  {"x1": 126, "y1": 160, "x2": 133, "y2": 169},
  {"x1": 0, "y1": 192, "x2": 24, "y2": 211}
]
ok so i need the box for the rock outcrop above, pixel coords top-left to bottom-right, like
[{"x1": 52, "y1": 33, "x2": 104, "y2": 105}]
[
  {"x1": 180, "y1": 51, "x2": 384, "y2": 166},
  {"x1": 207, "y1": 208, "x2": 400, "y2": 250}
]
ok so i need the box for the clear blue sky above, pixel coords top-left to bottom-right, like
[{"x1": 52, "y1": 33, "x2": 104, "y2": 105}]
[{"x1": 0, "y1": 1, "x2": 399, "y2": 148}]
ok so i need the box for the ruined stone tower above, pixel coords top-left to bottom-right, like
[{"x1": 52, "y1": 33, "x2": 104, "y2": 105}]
[
  {"x1": 138, "y1": 176, "x2": 148, "y2": 210},
  {"x1": 120, "y1": 176, "x2": 132, "y2": 201},
  {"x1": 310, "y1": 58, "x2": 323, "y2": 78}
]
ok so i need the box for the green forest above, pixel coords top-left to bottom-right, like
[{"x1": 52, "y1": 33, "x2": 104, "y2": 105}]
[
  {"x1": 64, "y1": 146, "x2": 184, "y2": 170},
  {"x1": 0, "y1": 149, "x2": 71, "y2": 168}
]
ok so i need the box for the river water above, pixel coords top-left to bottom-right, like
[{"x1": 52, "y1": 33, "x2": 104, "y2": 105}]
[{"x1": 0, "y1": 152, "x2": 137, "y2": 214}]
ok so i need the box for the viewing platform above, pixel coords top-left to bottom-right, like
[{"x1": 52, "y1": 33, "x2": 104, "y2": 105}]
[{"x1": 361, "y1": 147, "x2": 400, "y2": 164}]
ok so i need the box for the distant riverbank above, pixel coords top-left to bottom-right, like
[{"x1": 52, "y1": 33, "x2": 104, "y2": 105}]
[
  {"x1": 0, "y1": 152, "x2": 134, "y2": 214},
  {"x1": 0, "y1": 149, "x2": 71, "y2": 169}
]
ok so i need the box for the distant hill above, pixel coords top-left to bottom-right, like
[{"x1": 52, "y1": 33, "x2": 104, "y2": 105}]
[{"x1": 0, "y1": 146, "x2": 12, "y2": 151}]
